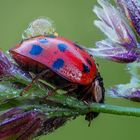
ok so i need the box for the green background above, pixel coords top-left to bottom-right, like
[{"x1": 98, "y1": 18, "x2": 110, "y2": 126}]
[{"x1": 0, "y1": 0, "x2": 140, "y2": 140}]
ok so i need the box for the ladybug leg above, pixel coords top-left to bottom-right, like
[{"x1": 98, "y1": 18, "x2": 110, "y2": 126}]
[
  {"x1": 81, "y1": 97, "x2": 93, "y2": 127},
  {"x1": 66, "y1": 84, "x2": 78, "y2": 92},
  {"x1": 79, "y1": 84, "x2": 92, "y2": 101},
  {"x1": 46, "y1": 84, "x2": 77, "y2": 98},
  {"x1": 59, "y1": 84, "x2": 77, "y2": 92},
  {"x1": 20, "y1": 69, "x2": 49, "y2": 96}
]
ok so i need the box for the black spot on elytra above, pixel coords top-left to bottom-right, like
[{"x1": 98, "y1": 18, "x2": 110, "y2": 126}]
[
  {"x1": 54, "y1": 51, "x2": 57, "y2": 55},
  {"x1": 86, "y1": 58, "x2": 92, "y2": 66},
  {"x1": 82, "y1": 63, "x2": 90, "y2": 73}
]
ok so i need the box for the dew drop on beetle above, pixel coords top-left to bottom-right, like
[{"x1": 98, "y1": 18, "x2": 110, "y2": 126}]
[{"x1": 22, "y1": 17, "x2": 56, "y2": 39}]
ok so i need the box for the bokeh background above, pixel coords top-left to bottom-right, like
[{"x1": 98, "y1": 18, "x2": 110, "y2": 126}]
[{"x1": 0, "y1": 0, "x2": 140, "y2": 140}]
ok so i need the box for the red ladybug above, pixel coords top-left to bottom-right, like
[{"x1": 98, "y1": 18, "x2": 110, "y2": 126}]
[{"x1": 9, "y1": 35, "x2": 104, "y2": 123}]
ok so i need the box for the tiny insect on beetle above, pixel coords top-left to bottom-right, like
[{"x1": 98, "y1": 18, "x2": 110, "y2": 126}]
[{"x1": 9, "y1": 18, "x2": 105, "y2": 124}]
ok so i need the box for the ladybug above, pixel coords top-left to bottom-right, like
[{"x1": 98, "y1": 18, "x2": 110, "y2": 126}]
[{"x1": 9, "y1": 35, "x2": 104, "y2": 123}]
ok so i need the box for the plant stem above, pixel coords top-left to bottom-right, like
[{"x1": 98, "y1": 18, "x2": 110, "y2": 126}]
[
  {"x1": 1, "y1": 93, "x2": 140, "y2": 118},
  {"x1": 89, "y1": 103, "x2": 140, "y2": 117},
  {"x1": 48, "y1": 94, "x2": 140, "y2": 117}
]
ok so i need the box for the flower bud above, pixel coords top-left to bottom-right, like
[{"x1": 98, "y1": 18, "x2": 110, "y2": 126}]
[
  {"x1": 108, "y1": 63, "x2": 140, "y2": 102},
  {"x1": 0, "y1": 109, "x2": 44, "y2": 140},
  {"x1": 0, "y1": 51, "x2": 13, "y2": 77},
  {"x1": 116, "y1": 0, "x2": 140, "y2": 37},
  {"x1": 91, "y1": 0, "x2": 140, "y2": 63}
]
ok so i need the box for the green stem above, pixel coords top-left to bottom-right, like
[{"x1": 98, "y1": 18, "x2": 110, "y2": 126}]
[
  {"x1": 89, "y1": 103, "x2": 140, "y2": 117},
  {"x1": 48, "y1": 94, "x2": 140, "y2": 117},
  {"x1": 1, "y1": 93, "x2": 140, "y2": 118}
]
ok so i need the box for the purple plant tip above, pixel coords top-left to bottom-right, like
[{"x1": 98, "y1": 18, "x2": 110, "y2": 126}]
[
  {"x1": 94, "y1": 0, "x2": 137, "y2": 48},
  {"x1": 0, "y1": 50, "x2": 13, "y2": 77},
  {"x1": 91, "y1": 0, "x2": 140, "y2": 63},
  {"x1": 116, "y1": 0, "x2": 140, "y2": 37},
  {"x1": 108, "y1": 85, "x2": 140, "y2": 102},
  {"x1": 0, "y1": 108, "x2": 68, "y2": 139},
  {"x1": 127, "y1": 90, "x2": 140, "y2": 102},
  {"x1": 108, "y1": 62, "x2": 140, "y2": 102},
  {"x1": 0, "y1": 109, "x2": 44, "y2": 140},
  {"x1": 111, "y1": 51, "x2": 138, "y2": 63},
  {"x1": 87, "y1": 40, "x2": 138, "y2": 63},
  {"x1": 0, "y1": 50, "x2": 31, "y2": 82},
  {"x1": 0, "y1": 108, "x2": 23, "y2": 121}
]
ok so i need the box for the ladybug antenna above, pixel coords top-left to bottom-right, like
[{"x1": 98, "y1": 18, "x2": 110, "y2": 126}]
[{"x1": 22, "y1": 17, "x2": 57, "y2": 39}]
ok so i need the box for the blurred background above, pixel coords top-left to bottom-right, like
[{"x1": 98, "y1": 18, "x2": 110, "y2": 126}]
[{"x1": 0, "y1": 0, "x2": 140, "y2": 140}]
